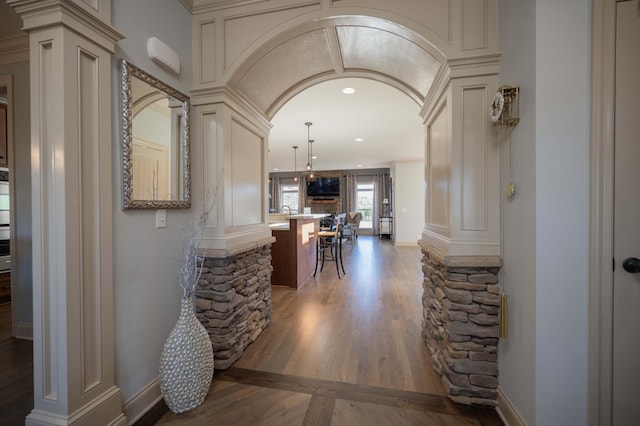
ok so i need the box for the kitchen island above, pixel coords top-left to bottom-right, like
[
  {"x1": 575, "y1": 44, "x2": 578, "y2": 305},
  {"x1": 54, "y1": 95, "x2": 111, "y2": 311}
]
[{"x1": 269, "y1": 213, "x2": 328, "y2": 289}]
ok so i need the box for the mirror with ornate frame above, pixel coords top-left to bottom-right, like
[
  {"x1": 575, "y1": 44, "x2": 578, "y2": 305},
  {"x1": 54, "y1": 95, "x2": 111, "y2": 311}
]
[{"x1": 120, "y1": 59, "x2": 190, "y2": 209}]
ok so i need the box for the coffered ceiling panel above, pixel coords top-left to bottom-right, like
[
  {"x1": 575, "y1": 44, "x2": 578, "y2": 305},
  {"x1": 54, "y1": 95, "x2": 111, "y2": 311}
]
[
  {"x1": 336, "y1": 26, "x2": 441, "y2": 99},
  {"x1": 235, "y1": 29, "x2": 335, "y2": 113}
]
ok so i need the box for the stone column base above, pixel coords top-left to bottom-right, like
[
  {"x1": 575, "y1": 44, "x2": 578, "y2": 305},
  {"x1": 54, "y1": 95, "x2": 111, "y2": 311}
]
[
  {"x1": 419, "y1": 240, "x2": 502, "y2": 406},
  {"x1": 195, "y1": 241, "x2": 274, "y2": 369}
]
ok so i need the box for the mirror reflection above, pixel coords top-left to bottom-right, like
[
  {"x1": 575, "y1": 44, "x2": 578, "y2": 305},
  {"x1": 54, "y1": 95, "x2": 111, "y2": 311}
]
[{"x1": 121, "y1": 59, "x2": 190, "y2": 209}]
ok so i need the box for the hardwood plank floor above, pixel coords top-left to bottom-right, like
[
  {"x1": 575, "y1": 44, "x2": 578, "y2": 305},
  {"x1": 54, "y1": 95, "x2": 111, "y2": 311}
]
[
  {"x1": 0, "y1": 237, "x2": 503, "y2": 425},
  {"x1": 156, "y1": 236, "x2": 503, "y2": 425},
  {"x1": 0, "y1": 302, "x2": 33, "y2": 426}
]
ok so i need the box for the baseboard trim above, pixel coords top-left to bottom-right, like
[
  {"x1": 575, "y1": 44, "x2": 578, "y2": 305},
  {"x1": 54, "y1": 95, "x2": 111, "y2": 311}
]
[
  {"x1": 15, "y1": 321, "x2": 33, "y2": 340},
  {"x1": 394, "y1": 242, "x2": 418, "y2": 247},
  {"x1": 123, "y1": 378, "x2": 163, "y2": 425},
  {"x1": 496, "y1": 387, "x2": 526, "y2": 426},
  {"x1": 26, "y1": 386, "x2": 126, "y2": 426}
]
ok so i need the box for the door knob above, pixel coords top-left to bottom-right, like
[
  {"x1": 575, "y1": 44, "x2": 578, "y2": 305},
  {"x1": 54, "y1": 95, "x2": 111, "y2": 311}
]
[{"x1": 622, "y1": 257, "x2": 640, "y2": 273}]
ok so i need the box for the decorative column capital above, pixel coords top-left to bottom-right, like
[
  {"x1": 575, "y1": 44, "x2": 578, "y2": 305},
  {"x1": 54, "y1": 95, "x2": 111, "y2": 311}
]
[{"x1": 7, "y1": 0, "x2": 124, "y2": 51}]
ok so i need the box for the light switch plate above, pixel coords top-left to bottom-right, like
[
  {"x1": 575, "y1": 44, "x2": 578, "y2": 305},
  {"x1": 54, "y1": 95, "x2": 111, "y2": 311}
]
[{"x1": 156, "y1": 209, "x2": 167, "y2": 228}]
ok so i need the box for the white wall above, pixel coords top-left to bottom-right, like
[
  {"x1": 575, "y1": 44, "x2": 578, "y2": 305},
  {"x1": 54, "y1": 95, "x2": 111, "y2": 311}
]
[
  {"x1": 392, "y1": 161, "x2": 425, "y2": 245},
  {"x1": 0, "y1": 61, "x2": 32, "y2": 336},
  {"x1": 534, "y1": 1, "x2": 589, "y2": 424},
  {"x1": 498, "y1": 1, "x2": 590, "y2": 424},
  {"x1": 112, "y1": 0, "x2": 194, "y2": 406},
  {"x1": 497, "y1": 0, "x2": 537, "y2": 423}
]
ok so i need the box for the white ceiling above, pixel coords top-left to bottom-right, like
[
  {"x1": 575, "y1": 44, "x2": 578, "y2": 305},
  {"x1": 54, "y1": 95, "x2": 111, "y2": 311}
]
[{"x1": 268, "y1": 77, "x2": 425, "y2": 174}]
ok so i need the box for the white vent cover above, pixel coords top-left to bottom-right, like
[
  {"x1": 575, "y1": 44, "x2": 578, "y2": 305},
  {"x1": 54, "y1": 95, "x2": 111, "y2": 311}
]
[{"x1": 147, "y1": 37, "x2": 181, "y2": 75}]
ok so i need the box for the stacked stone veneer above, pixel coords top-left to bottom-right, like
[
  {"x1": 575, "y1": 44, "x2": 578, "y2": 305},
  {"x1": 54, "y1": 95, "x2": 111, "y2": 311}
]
[
  {"x1": 194, "y1": 240, "x2": 274, "y2": 370},
  {"x1": 419, "y1": 241, "x2": 502, "y2": 406}
]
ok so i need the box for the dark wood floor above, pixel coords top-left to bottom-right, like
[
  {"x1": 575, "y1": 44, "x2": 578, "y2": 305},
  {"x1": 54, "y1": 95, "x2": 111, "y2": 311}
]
[
  {"x1": 155, "y1": 236, "x2": 504, "y2": 425},
  {"x1": 0, "y1": 302, "x2": 33, "y2": 425}
]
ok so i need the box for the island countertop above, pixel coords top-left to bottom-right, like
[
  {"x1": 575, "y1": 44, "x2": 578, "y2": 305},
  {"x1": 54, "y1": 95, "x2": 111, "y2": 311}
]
[
  {"x1": 269, "y1": 213, "x2": 329, "y2": 221},
  {"x1": 270, "y1": 215, "x2": 325, "y2": 289},
  {"x1": 268, "y1": 213, "x2": 329, "y2": 231}
]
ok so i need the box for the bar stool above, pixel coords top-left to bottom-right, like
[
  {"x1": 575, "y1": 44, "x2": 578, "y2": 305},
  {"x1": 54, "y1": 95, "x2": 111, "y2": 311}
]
[{"x1": 314, "y1": 215, "x2": 345, "y2": 278}]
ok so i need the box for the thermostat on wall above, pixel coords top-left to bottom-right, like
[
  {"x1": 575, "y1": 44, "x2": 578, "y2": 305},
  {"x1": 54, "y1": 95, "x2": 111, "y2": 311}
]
[{"x1": 147, "y1": 37, "x2": 181, "y2": 75}]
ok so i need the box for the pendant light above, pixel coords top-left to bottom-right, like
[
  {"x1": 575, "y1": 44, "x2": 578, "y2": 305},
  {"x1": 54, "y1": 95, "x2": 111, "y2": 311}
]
[
  {"x1": 305, "y1": 122, "x2": 313, "y2": 172},
  {"x1": 308, "y1": 139, "x2": 314, "y2": 179},
  {"x1": 292, "y1": 145, "x2": 298, "y2": 182}
]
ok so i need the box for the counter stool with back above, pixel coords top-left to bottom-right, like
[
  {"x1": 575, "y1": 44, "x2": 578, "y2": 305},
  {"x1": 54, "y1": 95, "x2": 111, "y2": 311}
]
[{"x1": 314, "y1": 213, "x2": 346, "y2": 278}]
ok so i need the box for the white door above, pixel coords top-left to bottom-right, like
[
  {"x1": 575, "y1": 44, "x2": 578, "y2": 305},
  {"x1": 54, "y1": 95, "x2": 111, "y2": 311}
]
[
  {"x1": 132, "y1": 138, "x2": 170, "y2": 200},
  {"x1": 613, "y1": 2, "x2": 640, "y2": 423}
]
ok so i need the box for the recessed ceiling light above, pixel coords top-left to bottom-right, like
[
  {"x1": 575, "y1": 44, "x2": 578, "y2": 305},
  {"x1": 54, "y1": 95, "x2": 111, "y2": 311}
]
[
  {"x1": 357, "y1": 164, "x2": 363, "y2": 168},
  {"x1": 274, "y1": 168, "x2": 279, "y2": 171},
  {"x1": 312, "y1": 156, "x2": 317, "y2": 159},
  {"x1": 355, "y1": 138, "x2": 364, "y2": 142},
  {"x1": 342, "y1": 87, "x2": 355, "y2": 94}
]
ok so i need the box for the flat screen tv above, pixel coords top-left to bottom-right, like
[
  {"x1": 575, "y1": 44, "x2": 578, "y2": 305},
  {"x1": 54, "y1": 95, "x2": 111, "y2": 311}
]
[{"x1": 307, "y1": 177, "x2": 340, "y2": 197}]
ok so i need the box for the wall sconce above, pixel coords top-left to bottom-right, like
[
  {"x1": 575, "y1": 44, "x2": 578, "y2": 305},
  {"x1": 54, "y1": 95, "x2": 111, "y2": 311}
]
[{"x1": 489, "y1": 85, "x2": 520, "y2": 127}]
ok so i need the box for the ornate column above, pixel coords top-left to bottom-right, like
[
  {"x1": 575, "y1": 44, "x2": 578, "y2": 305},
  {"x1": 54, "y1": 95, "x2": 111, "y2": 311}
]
[
  {"x1": 7, "y1": 1, "x2": 126, "y2": 424},
  {"x1": 190, "y1": 89, "x2": 273, "y2": 251},
  {"x1": 420, "y1": 56, "x2": 503, "y2": 404}
]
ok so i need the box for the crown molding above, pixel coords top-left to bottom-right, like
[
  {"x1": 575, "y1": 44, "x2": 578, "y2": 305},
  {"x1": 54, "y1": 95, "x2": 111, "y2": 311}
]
[
  {"x1": 7, "y1": 0, "x2": 123, "y2": 51},
  {"x1": 183, "y1": 0, "x2": 280, "y2": 14}
]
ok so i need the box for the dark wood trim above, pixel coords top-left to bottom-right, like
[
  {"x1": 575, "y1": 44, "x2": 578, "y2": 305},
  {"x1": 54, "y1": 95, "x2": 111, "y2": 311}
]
[
  {"x1": 302, "y1": 394, "x2": 335, "y2": 426},
  {"x1": 216, "y1": 367, "x2": 502, "y2": 424}
]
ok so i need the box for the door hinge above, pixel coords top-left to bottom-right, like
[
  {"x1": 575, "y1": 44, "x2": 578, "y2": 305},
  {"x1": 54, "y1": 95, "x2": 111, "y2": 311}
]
[{"x1": 613, "y1": 257, "x2": 615, "y2": 272}]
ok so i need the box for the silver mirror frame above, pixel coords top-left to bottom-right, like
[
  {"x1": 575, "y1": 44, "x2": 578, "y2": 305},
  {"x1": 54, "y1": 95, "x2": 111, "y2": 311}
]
[{"x1": 120, "y1": 59, "x2": 191, "y2": 209}]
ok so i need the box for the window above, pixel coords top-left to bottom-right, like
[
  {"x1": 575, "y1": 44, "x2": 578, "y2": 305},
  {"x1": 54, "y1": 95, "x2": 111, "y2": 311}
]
[
  {"x1": 280, "y1": 184, "x2": 299, "y2": 213},
  {"x1": 357, "y1": 182, "x2": 374, "y2": 229}
]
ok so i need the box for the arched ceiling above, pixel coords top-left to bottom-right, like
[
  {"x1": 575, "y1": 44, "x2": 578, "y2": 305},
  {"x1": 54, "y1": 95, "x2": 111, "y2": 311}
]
[
  {"x1": 230, "y1": 20, "x2": 444, "y2": 120},
  {"x1": 228, "y1": 18, "x2": 444, "y2": 173}
]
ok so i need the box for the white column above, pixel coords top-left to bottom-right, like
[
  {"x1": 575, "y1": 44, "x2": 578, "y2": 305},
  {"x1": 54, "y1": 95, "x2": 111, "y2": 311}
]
[
  {"x1": 421, "y1": 58, "x2": 501, "y2": 258},
  {"x1": 7, "y1": 1, "x2": 126, "y2": 425},
  {"x1": 191, "y1": 90, "x2": 273, "y2": 252}
]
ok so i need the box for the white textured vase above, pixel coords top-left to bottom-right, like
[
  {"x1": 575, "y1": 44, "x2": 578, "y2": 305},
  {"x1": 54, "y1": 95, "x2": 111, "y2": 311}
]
[{"x1": 159, "y1": 297, "x2": 214, "y2": 413}]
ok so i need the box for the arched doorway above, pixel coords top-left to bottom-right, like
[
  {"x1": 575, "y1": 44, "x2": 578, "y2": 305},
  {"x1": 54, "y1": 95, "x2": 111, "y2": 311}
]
[{"x1": 190, "y1": 2, "x2": 502, "y2": 407}]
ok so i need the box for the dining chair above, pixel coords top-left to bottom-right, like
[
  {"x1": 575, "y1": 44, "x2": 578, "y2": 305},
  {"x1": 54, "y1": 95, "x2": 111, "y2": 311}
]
[
  {"x1": 314, "y1": 214, "x2": 346, "y2": 278},
  {"x1": 342, "y1": 211, "x2": 362, "y2": 245}
]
